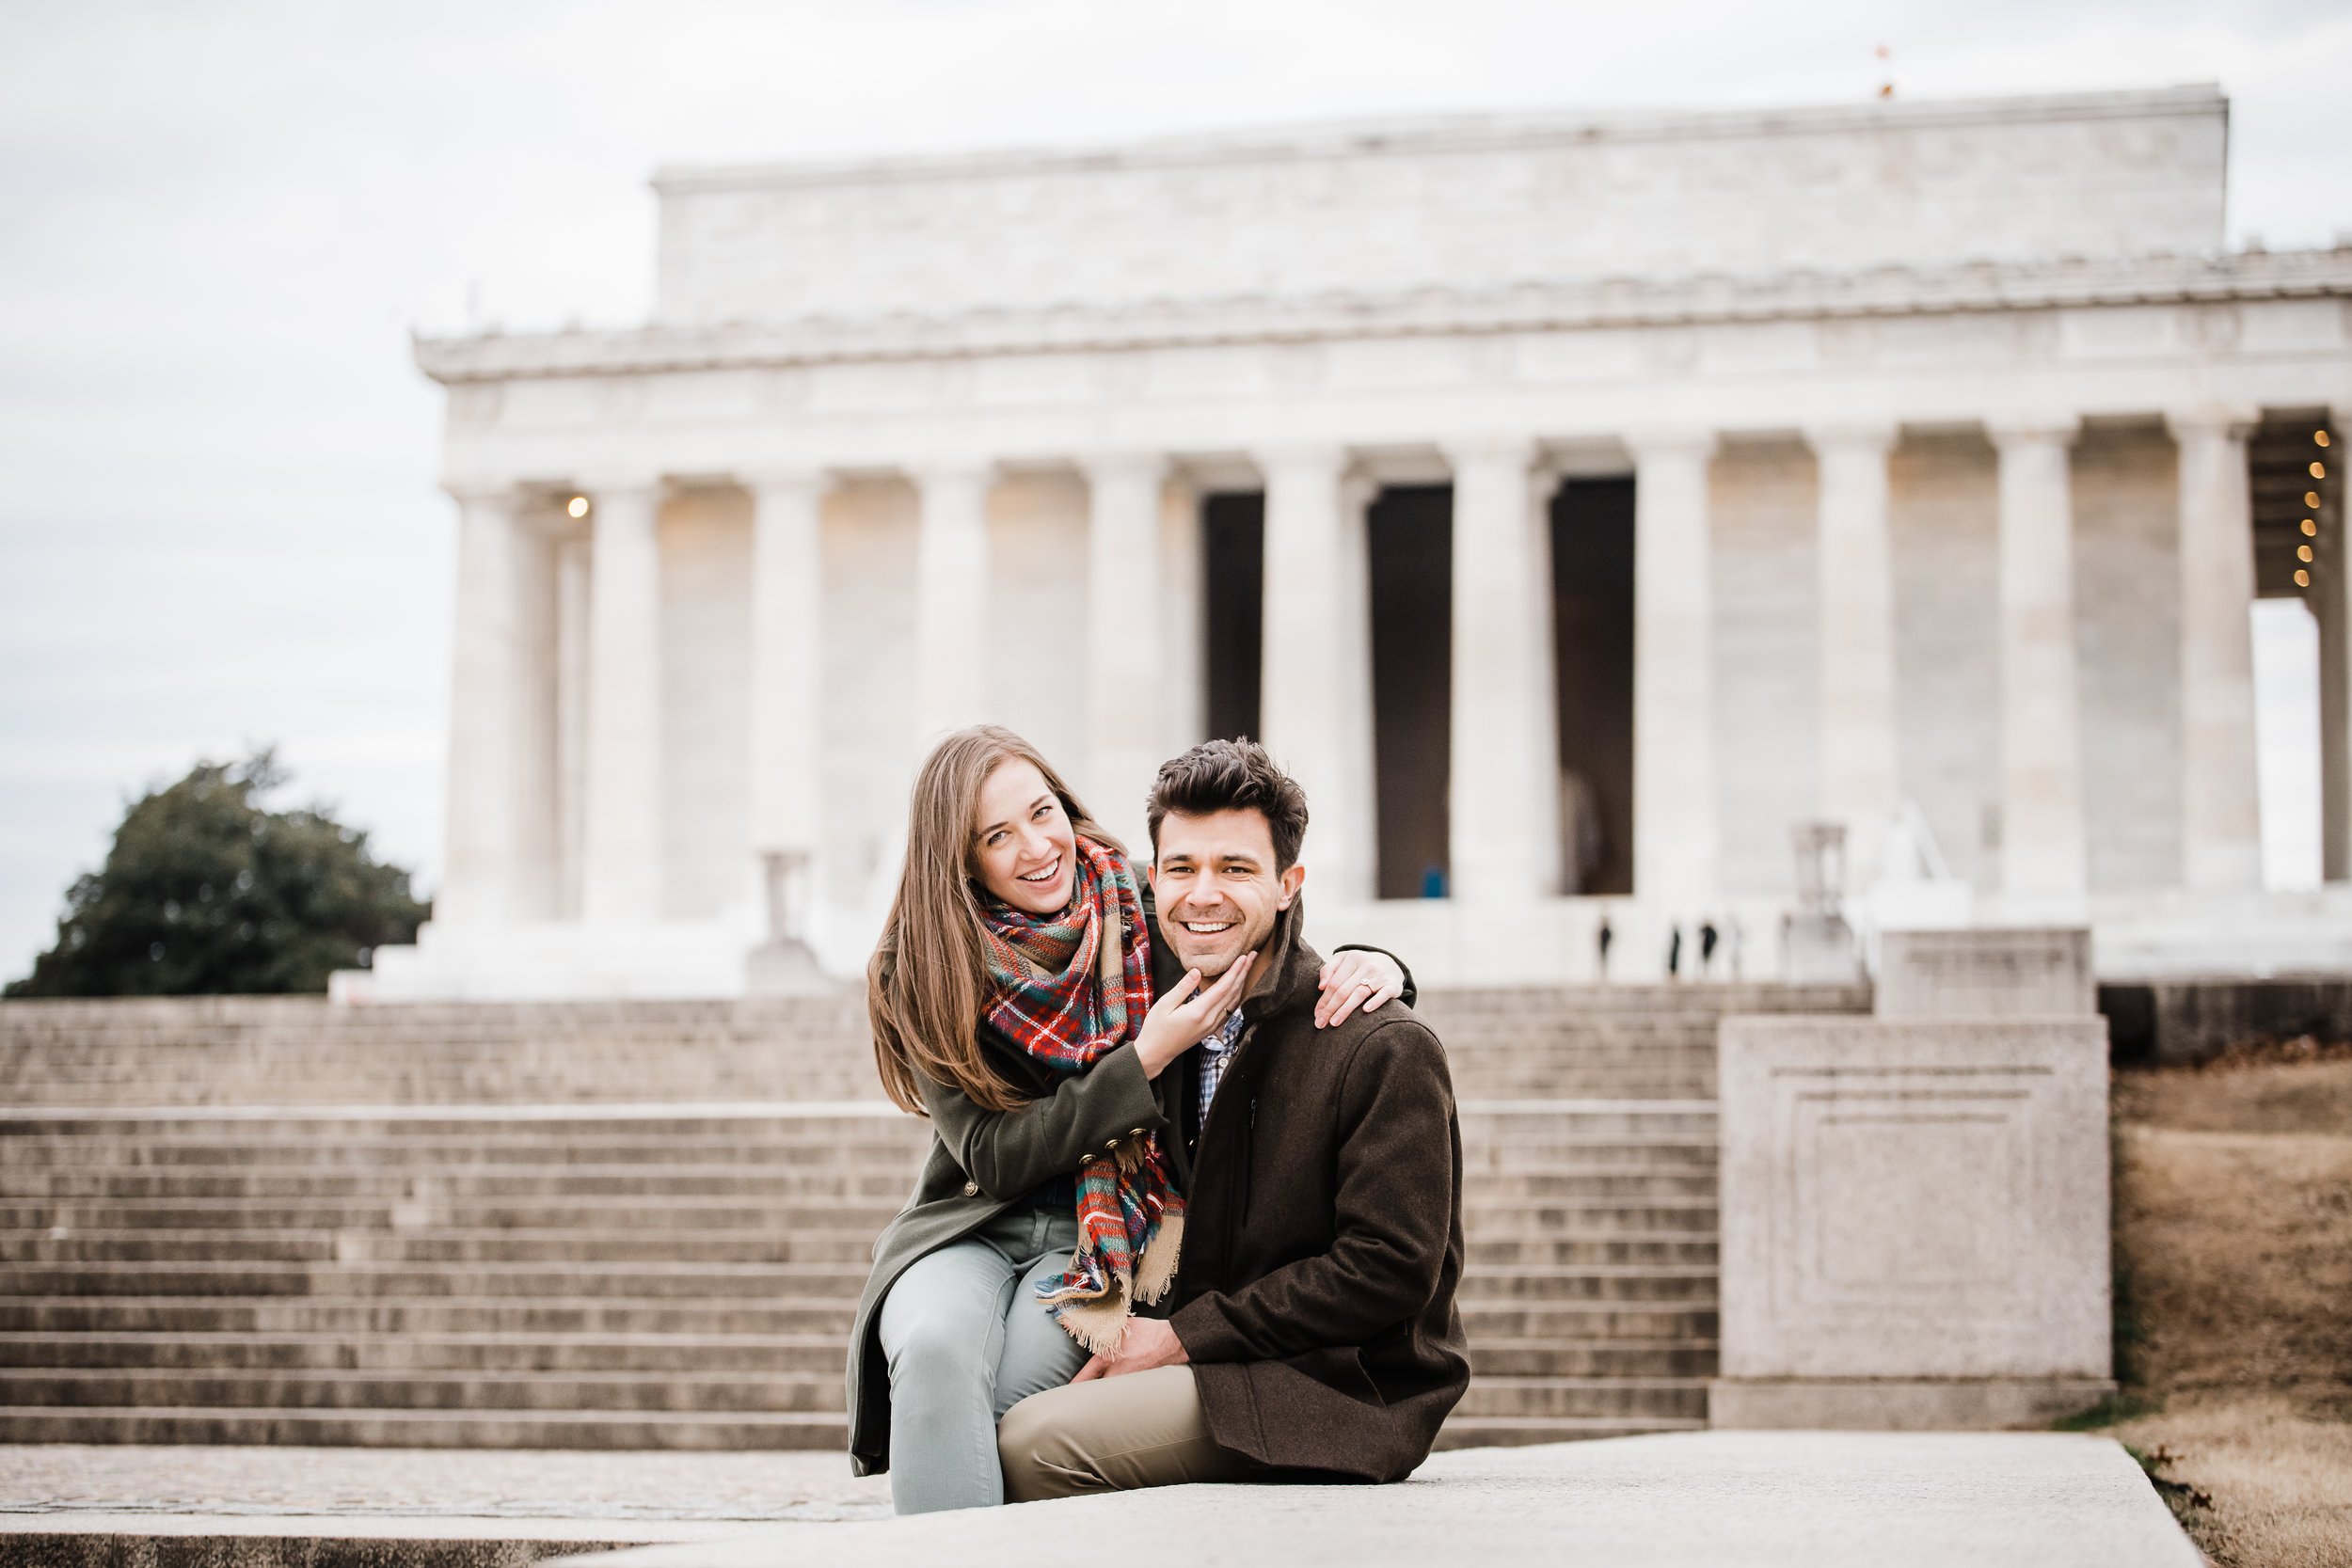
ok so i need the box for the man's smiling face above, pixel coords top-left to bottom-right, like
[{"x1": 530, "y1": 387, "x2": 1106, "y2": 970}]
[{"x1": 1148, "y1": 807, "x2": 1305, "y2": 979}]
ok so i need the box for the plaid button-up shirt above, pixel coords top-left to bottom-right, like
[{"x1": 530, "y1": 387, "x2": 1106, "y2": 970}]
[{"x1": 1196, "y1": 1006, "x2": 1246, "y2": 1121}]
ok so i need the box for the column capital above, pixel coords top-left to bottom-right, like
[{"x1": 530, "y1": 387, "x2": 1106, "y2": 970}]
[
  {"x1": 908, "y1": 458, "x2": 998, "y2": 490},
  {"x1": 1439, "y1": 433, "x2": 1537, "y2": 469},
  {"x1": 441, "y1": 477, "x2": 517, "y2": 508},
  {"x1": 1985, "y1": 413, "x2": 2081, "y2": 448},
  {"x1": 1803, "y1": 420, "x2": 1900, "y2": 456},
  {"x1": 1623, "y1": 428, "x2": 1719, "y2": 465},
  {"x1": 576, "y1": 471, "x2": 667, "y2": 503},
  {"x1": 1251, "y1": 444, "x2": 1351, "y2": 483},
  {"x1": 2164, "y1": 404, "x2": 2261, "y2": 443},
  {"x1": 1078, "y1": 450, "x2": 1168, "y2": 487},
  {"x1": 739, "y1": 467, "x2": 834, "y2": 499}
]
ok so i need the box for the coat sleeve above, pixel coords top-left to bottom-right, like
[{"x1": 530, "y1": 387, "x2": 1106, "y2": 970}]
[
  {"x1": 1168, "y1": 1020, "x2": 1454, "y2": 1360},
  {"x1": 919, "y1": 1042, "x2": 1170, "y2": 1200}
]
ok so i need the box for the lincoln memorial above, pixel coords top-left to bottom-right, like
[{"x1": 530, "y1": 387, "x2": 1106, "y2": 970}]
[{"x1": 358, "y1": 83, "x2": 2352, "y2": 999}]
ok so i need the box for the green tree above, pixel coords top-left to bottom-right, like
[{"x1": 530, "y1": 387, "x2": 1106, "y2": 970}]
[{"x1": 6, "y1": 751, "x2": 429, "y2": 997}]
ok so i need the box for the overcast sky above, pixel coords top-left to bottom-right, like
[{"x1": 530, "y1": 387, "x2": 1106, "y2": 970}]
[{"x1": 3, "y1": 0, "x2": 2349, "y2": 983}]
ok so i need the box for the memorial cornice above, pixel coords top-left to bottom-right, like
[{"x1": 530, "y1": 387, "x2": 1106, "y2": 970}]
[
  {"x1": 651, "y1": 85, "x2": 2222, "y2": 195},
  {"x1": 413, "y1": 247, "x2": 2352, "y2": 386}
]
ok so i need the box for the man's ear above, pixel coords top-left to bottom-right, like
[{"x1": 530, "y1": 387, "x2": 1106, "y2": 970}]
[
  {"x1": 1145, "y1": 860, "x2": 1159, "y2": 895},
  {"x1": 1276, "y1": 863, "x2": 1306, "y2": 909}
]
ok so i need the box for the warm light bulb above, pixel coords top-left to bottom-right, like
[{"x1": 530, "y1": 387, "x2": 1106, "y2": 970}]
[
  {"x1": 2312, "y1": 492, "x2": 2326, "y2": 509},
  {"x1": 2319, "y1": 431, "x2": 2333, "y2": 448},
  {"x1": 2304, "y1": 519, "x2": 2320, "y2": 536},
  {"x1": 2299, "y1": 544, "x2": 2314, "y2": 562},
  {"x1": 2296, "y1": 568, "x2": 2312, "y2": 587},
  {"x1": 567, "y1": 496, "x2": 590, "y2": 518},
  {"x1": 2316, "y1": 462, "x2": 2330, "y2": 480}
]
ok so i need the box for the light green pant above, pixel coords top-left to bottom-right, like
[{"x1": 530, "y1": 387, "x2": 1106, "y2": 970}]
[{"x1": 877, "y1": 1204, "x2": 1089, "y2": 1513}]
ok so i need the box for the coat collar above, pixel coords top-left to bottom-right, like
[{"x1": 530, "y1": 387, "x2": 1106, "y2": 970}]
[{"x1": 1240, "y1": 894, "x2": 1323, "y2": 1022}]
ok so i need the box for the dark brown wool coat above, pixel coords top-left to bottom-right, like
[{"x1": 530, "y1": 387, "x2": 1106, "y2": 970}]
[
  {"x1": 843, "y1": 889, "x2": 1419, "y2": 1478},
  {"x1": 1166, "y1": 901, "x2": 1468, "y2": 1482}
]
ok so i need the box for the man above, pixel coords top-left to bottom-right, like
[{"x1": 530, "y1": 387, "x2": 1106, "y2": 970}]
[{"x1": 996, "y1": 738, "x2": 1469, "y2": 1498}]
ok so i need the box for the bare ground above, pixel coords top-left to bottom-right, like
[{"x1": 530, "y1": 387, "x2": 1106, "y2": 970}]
[{"x1": 2084, "y1": 1049, "x2": 2352, "y2": 1567}]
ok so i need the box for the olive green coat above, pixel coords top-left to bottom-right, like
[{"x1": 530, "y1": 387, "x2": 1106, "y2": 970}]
[{"x1": 843, "y1": 891, "x2": 1406, "y2": 1478}]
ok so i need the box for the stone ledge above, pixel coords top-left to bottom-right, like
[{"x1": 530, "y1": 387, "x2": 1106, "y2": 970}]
[
  {"x1": 1708, "y1": 1376, "x2": 2119, "y2": 1431},
  {"x1": 546, "y1": 1433, "x2": 2199, "y2": 1568}
]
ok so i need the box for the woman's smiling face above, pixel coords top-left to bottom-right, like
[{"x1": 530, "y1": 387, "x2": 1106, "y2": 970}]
[{"x1": 971, "y1": 757, "x2": 1077, "y2": 914}]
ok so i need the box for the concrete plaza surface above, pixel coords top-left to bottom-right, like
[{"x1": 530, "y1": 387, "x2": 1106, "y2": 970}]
[
  {"x1": 548, "y1": 1433, "x2": 2198, "y2": 1568},
  {"x1": 0, "y1": 1433, "x2": 2200, "y2": 1565}
]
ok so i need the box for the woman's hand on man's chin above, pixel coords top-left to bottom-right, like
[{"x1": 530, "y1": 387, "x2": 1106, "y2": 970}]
[{"x1": 1132, "y1": 955, "x2": 1256, "y2": 1079}]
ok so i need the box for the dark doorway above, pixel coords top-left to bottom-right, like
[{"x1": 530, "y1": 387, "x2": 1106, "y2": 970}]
[
  {"x1": 1552, "y1": 479, "x2": 1637, "y2": 896},
  {"x1": 1201, "y1": 493, "x2": 1264, "y2": 743},
  {"x1": 1368, "y1": 485, "x2": 1454, "y2": 899}
]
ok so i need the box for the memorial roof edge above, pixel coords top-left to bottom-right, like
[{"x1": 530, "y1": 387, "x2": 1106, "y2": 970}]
[{"x1": 648, "y1": 83, "x2": 2227, "y2": 195}]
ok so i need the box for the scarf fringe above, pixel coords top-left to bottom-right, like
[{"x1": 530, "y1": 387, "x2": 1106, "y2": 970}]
[
  {"x1": 1133, "y1": 1211, "x2": 1183, "y2": 1306},
  {"x1": 1039, "y1": 1217, "x2": 1185, "y2": 1357}
]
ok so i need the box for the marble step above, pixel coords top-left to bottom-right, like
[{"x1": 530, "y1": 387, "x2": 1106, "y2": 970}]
[
  {"x1": 1455, "y1": 1375, "x2": 1710, "y2": 1419},
  {"x1": 0, "y1": 1368, "x2": 1709, "y2": 1422},
  {"x1": 0, "y1": 1367, "x2": 850, "y2": 1414},
  {"x1": 0, "y1": 1297, "x2": 1714, "y2": 1339},
  {"x1": 0, "y1": 1404, "x2": 849, "y2": 1449},
  {"x1": 0, "y1": 1330, "x2": 854, "y2": 1373},
  {"x1": 0, "y1": 1297, "x2": 865, "y2": 1336},
  {"x1": 1, "y1": 1199, "x2": 1717, "y2": 1238},
  {"x1": 0, "y1": 1161, "x2": 1714, "y2": 1197},
  {"x1": 0, "y1": 1259, "x2": 1715, "y2": 1304},
  {"x1": 1432, "y1": 1414, "x2": 1708, "y2": 1449},
  {"x1": 0, "y1": 1330, "x2": 1717, "y2": 1378}
]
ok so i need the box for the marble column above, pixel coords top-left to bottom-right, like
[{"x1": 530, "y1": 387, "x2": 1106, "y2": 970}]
[
  {"x1": 1447, "y1": 436, "x2": 1562, "y2": 902},
  {"x1": 2169, "y1": 407, "x2": 2264, "y2": 890},
  {"x1": 580, "y1": 479, "x2": 665, "y2": 926},
  {"x1": 552, "y1": 531, "x2": 591, "y2": 920},
  {"x1": 744, "y1": 473, "x2": 830, "y2": 955},
  {"x1": 438, "y1": 483, "x2": 554, "y2": 927},
  {"x1": 1158, "y1": 471, "x2": 1207, "y2": 762},
  {"x1": 913, "y1": 464, "x2": 993, "y2": 743},
  {"x1": 1628, "y1": 431, "x2": 1719, "y2": 911},
  {"x1": 2328, "y1": 409, "x2": 2352, "y2": 883},
  {"x1": 1990, "y1": 419, "x2": 2088, "y2": 907},
  {"x1": 1807, "y1": 423, "x2": 1902, "y2": 886},
  {"x1": 1083, "y1": 453, "x2": 1167, "y2": 847},
  {"x1": 1258, "y1": 446, "x2": 1376, "y2": 902}
]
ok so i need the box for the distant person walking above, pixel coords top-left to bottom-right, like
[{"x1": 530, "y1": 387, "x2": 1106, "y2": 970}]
[
  {"x1": 1596, "y1": 912, "x2": 1613, "y2": 982},
  {"x1": 1666, "y1": 924, "x2": 1682, "y2": 981},
  {"x1": 1698, "y1": 920, "x2": 1719, "y2": 979}
]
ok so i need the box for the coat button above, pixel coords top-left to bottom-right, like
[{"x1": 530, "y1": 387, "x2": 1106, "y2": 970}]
[
  {"x1": 1129, "y1": 1127, "x2": 1145, "y2": 1137},
  {"x1": 1104, "y1": 1138, "x2": 1120, "y2": 1150},
  {"x1": 961, "y1": 1180, "x2": 978, "y2": 1197}
]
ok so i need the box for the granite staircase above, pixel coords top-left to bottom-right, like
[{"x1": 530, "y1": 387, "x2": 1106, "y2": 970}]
[{"x1": 0, "y1": 984, "x2": 1868, "y2": 1449}]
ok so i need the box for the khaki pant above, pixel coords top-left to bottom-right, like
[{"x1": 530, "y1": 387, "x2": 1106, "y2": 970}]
[{"x1": 997, "y1": 1365, "x2": 1251, "y2": 1502}]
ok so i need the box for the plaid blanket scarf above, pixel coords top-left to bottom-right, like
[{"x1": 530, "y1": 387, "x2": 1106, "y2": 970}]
[{"x1": 978, "y1": 834, "x2": 1184, "y2": 1354}]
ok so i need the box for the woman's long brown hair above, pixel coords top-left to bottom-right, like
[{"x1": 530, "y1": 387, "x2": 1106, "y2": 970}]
[{"x1": 866, "y1": 725, "x2": 1126, "y2": 1117}]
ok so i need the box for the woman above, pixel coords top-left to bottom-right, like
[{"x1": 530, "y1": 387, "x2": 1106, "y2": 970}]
[{"x1": 845, "y1": 725, "x2": 1406, "y2": 1513}]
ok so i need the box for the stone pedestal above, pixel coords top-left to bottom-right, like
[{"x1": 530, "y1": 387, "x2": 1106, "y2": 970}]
[
  {"x1": 1875, "y1": 928, "x2": 2095, "y2": 1019},
  {"x1": 1712, "y1": 1015, "x2": 2114, "y2": 1431}
]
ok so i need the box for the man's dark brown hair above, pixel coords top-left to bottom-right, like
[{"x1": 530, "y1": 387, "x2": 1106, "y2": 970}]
[{"x1": 1145, "y1": 738, "x2": 1311, "y2": 870}]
